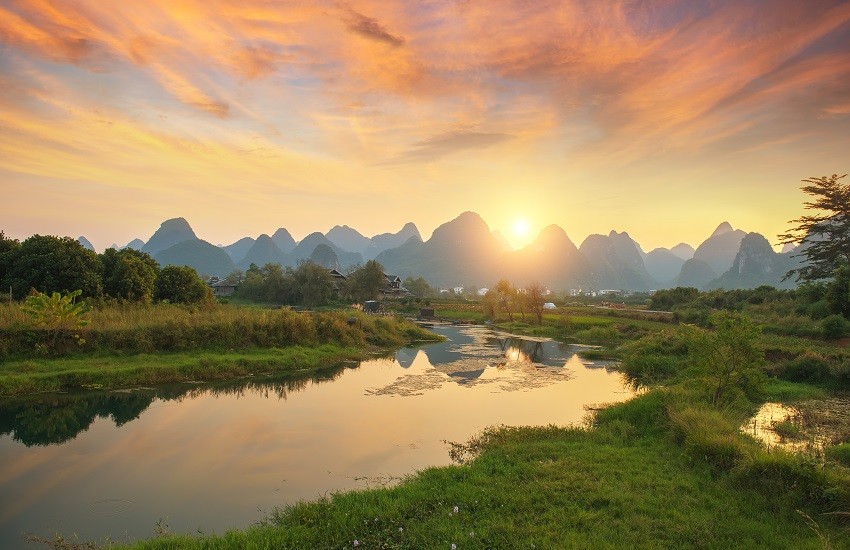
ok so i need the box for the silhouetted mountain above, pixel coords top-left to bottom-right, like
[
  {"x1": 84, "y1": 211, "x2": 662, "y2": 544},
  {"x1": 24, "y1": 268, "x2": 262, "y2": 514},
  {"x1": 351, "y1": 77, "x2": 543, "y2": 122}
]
[
  {"x1": 512, "y1": 225, "x2": 593, "y2": 291},
  {"x1": 705, "y1": 233, "x2": 800, "y2": 290},
  {"x1": 676, "y1": 258, "x2": 717, "y2": 289},
  {"x1": 271, "y1": 228, "x2": 296, "y2": 254},
  {"x1": 376, "y1": 212, "x2": 504, "y2": 287},
  {"x1": 236, "y1": 234, "x2": 289, "y2": 270},
  {"x1": 492, "y1": 230, "x2": 513, "y2": 252},
  {"x1": 362, "y1": 222, "x2": 421, "y2": 260},
  {"x1": 781, "y1": 243, "x2": 797, "y2": 254},
  {"x1": 579, "y1": 231, "x2": 656, "y2": 291},
  {"x1": 310, "y1": 243, "x2": 340, "y2": 270},
  {"x1": 691, "y1": 222, "x2": 746, "y2": 275},
  {"x1": 670, "y1": 243, "x2": 695, "y2": 260},
  {"x1": 711, "y1": 221, "x2": 734, "y2": 237},
  {"x1": 291, "y1": 233, "x2": 362, "y2": 269},
  {"x1": 123, "y1": 238, "x2": 144, "y2": 251},
  {"x1": 154, "y1": 239, "x2": 236, "y2": 278},
  {"x1": 77, "y1": 236, "x2": 94, "y2": 251},
  {"x1": 223, "y1": 237, "x2": 255, "y2": 264},
  {"x1": 645, "y1": 248, "x2": 686, "y2": 287},
  {"x1": 142, "y1": 218, "x2": 197, "y2": 256},
  {"x1": 326, "y1": 225, "x2": 370, "y2": 254}
]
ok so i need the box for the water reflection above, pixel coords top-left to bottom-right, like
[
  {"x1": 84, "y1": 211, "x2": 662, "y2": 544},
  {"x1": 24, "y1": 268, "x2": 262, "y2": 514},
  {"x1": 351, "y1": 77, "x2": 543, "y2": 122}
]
[
  {"x1": 0, "y1": 364, "x2": 347, "y2": 447},
  {"x1": 0, "y1": 325, "x2": 633, "y2": 547}
]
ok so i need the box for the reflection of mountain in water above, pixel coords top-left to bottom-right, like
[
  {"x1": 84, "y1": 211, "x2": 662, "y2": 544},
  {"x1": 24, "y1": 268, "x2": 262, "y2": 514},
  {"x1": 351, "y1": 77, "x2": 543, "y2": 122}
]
[
  {"x1": 0, "y1": 365, "x2": 346, "y2": 447},
  {"x1": 498, "y1": 337, "x2": 545, "y2": 364}
]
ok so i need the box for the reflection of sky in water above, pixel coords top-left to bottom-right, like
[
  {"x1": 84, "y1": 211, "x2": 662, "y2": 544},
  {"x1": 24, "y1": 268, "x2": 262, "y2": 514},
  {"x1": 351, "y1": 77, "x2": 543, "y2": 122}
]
[{"x1": 0, "y1": 325, "x2": 633, "y2": 547}]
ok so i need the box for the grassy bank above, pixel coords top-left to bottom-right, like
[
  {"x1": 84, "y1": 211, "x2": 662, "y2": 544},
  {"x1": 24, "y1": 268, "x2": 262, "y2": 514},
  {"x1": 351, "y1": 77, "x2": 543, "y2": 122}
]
[
  {"x1": 121, "y1": 393, "x2": 847, "y2": 549},
  {"x1": 0, "y1": 303, "x2": 440, "y2": 359},
  {"x1": 0, "y1": 302, "x2": 441, "y2": 396},
  {"x1": 0, "y1": 345, "x2": 367, "y2": 397}
]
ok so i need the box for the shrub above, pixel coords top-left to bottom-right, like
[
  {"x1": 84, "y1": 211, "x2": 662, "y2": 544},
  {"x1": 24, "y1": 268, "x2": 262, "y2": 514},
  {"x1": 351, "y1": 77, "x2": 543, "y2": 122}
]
[
  {"x1": 826, "y1": 443, "x2": 850, "y2": 467},
  {"x1": 822, "y1": 314, "x2": 847, "y2": 340},
  {"x1": 781, "y1": 351, "x2": 832, "y2": 383}
]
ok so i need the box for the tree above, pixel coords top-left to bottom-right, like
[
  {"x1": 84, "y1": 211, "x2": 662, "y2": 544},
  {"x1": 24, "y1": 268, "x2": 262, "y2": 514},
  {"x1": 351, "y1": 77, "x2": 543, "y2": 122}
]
[
  {"x1": 3, "y1": 235, "x2": 102, "y2": 299},
  {"x1": 780, "y1": 173, "x2": 850, "y2": 281},
  {"x1": 292, "y1": 261, "x2": 332, "y2": 307},
  {"x1": 526, "y1": 281, "x2": 546, "y2": 324},
  {"x1": 0, "y1": 231, "x2": 21, "y2": 296},
  {"x1": 494, "y1": 279, "x2": 515, "y2": 322},
  {"x1": 683, "y1": 311, "x2": 765, "y2": 406},
  {"x1": 155, "y1": 265, "x2": 211, "y2": 304},
  {"x1": 826, "y1": 263, "x2": 850, "y2": 318},
  {"x1": 100, "y1": 248, "x2": 159, "y2": 302},
  {"x1": 346, "y1": 260, "x2": 386, "y2": 302},
  {"x1": 403, "y1": 276, "x2": 432, "y2": 298}
]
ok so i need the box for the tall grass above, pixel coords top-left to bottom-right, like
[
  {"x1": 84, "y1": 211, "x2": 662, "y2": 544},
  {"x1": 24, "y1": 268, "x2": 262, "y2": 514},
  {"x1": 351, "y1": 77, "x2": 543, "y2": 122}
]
[{"x1": 0, "y1": 302, "x2": 439, "y2": 359}]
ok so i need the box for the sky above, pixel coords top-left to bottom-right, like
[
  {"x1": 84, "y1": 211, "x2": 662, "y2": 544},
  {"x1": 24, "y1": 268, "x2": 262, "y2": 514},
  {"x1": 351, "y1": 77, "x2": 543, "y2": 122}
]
[{"x1": 1, "y1": 0, "x2": 849, "y2": 253}]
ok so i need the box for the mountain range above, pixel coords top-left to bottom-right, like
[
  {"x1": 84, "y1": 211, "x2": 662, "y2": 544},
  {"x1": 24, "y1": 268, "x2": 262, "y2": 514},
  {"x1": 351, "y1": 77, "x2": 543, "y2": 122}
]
[{"x1": 79, "y1": 214, "x2": 802, "y2": 291}]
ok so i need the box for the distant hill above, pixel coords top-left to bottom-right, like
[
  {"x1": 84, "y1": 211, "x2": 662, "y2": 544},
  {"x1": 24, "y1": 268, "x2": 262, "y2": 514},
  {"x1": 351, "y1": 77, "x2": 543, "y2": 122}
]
[
  {"x1": 326, "y1": 225, "x2": 371, "y2": 254},
  {"x1": 492, "y1": 230, "x2": 513, "y2": 253},
  {"x1": 705, "y1": 233, "x2": 800, "y2": 290},
  {"x1": 511, "y1": 225, "x2": 593, "y2": 291},
  {"x1": 670, "y1": 243, "x2": 695, "y2": 260},
  {"x1": 77, "y1": 236, "x2": 94, "y2": 251},
  {"x1": 579, "y1": 231, "x2": 656, "y2": 291},
  {"x1": 154, "y1": 239, "x2": 236, "y2": 278},
  {"x1": 376, "y1": 212, "x2": 505, "y2": 287},
  {"x1": 123, "y1": 238, "x2": 144, "y2": 251},
  {"x1": 644, "y1": 248, "x2": 686, "y2": 287},
  {"x1": 310, "y1": 243, "x2": 340, "y2": 270},
  {"x1": 223, "y1": 237, "x2": 256, "y2": 264},
  {"x1": 271, "y1": 228, "x2": 296, "y2": 254},
  {"x1": 362, "y1": 222, "x2": 420, "y2": 260},
  {"x1": 691, "y1": 222, "x2": 746, "y2": 275},
  {"x1": 237, "y1": 234, "x2": 289, "y2": 270},
  {"x1": 291, "y1": 233, "x2": 362, "y2": 269},
  {"x1": 676, "y1": 258, "x2": 717, "y2": 289},
  {"x1": 142, "y1": 218, "x2": 197, "y2": 256}
]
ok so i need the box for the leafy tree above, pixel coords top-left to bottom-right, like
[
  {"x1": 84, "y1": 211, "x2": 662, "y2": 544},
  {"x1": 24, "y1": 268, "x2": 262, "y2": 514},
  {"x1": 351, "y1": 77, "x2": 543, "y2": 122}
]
[
  {"x1": 403, "y1": 276, "x2": 432, "y2": 298},
  {"x1": 0, "y1": 231, "x2": 21, "y2": 296},
  {"x1": 683, "y1": 311, "x2": 765, "y2": 406},
  {"x1": 346, "y1": 260, "x2": 386, "y2": 302},
  {"x1": 494, "y1": 279, "x2": 515, "y2": 322},
  {"x1": 526, "y1": 281, "x2": 546, "y2": 324},
  {"x1": 101, "y1": 248, "x2": 159, "y2": 302},
  {"x1": 826, "y1": 263, "x2": 850, "y2": 318},
  {"x1": 155, "y1": 265, "x2": 211, "y2": 304},
  {"x1": 780, "y1": 173, "x2": 850, "y2": 281},
  {"x1": 293, "y1": 261, "x2": 333, "y2": 308},
  {"x1": 3, "y1": 235, "x2": 102, "y2": 299},
  {"x1": 648, "y1": 287, "x2": 700, "y2": 311}
]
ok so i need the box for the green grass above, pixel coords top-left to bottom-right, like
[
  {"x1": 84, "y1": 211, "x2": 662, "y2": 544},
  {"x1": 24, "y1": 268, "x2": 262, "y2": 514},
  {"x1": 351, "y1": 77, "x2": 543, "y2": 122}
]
[
  {"x1": 123, "y1": 420, "x2": 846, "y2": 549},
  {"x1": 762, "y1": 379, "x2": 826, "y2": 402},
  {"x1": 0, "y1": 346, "x2": 365, "y2": 397}
]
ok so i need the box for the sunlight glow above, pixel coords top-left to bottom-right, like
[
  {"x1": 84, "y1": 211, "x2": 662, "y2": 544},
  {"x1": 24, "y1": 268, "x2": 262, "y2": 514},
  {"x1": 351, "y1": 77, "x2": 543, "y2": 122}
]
[{"x1": 512, "y1": 219, "x2": 530, "y2": 238}]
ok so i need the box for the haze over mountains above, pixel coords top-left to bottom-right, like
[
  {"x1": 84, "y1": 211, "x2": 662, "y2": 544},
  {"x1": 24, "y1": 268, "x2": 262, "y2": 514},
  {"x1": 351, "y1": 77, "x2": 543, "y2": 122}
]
[{"x1": 82, "y1": 214, "x2": 802, "y2": 292}]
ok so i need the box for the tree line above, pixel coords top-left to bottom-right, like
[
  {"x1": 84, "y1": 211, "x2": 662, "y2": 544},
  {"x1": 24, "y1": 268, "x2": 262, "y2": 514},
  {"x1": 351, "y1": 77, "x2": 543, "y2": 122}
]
[{"x1": 0, "y1": 233, "x2": 211, "y2": 304}]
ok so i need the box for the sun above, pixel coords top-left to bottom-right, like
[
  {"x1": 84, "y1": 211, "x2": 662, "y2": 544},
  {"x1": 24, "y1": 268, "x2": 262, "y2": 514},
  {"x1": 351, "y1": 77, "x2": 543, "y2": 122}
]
[{"x1": 512, "y1": 218, "x2": 530, "y2": 239}]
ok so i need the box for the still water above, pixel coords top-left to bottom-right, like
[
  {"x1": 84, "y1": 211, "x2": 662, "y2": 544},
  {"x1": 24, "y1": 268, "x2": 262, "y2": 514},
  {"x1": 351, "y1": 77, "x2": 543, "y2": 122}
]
[{"x1": 0, "y1": 325, "x2": 633, "y2": 546}]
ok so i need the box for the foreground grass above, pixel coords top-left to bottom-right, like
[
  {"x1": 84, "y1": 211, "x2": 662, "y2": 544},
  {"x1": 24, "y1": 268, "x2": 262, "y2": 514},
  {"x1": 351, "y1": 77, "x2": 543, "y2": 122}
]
[
  {"x1": 0, "y1": 345, "x2": 367, "y2": 397},
  {"x1": 123, "y1": 401, "x2": 846, "y2": 549}
]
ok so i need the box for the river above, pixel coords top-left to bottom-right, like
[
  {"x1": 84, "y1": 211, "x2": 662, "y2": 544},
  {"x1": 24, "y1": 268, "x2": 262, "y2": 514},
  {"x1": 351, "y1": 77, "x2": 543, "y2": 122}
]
[{"x1": 0, "y1": 325, "x2": 634, "y2": 546}]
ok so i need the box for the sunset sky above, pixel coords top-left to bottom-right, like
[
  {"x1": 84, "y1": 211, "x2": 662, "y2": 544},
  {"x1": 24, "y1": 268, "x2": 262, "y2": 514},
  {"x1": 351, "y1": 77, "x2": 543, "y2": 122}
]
[{"x1": 1, "y1": 0, "x2": 849, "y2": 252}]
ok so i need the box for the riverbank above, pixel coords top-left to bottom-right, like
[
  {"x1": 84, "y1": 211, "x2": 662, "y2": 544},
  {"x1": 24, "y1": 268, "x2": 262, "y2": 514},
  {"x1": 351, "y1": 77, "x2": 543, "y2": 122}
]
[
  {"x1": 120, "y1": 391, "x2": 847, "y2": 549},
  {"x1": 0, "y1": 303, "x2": 441, "y2": 396}
]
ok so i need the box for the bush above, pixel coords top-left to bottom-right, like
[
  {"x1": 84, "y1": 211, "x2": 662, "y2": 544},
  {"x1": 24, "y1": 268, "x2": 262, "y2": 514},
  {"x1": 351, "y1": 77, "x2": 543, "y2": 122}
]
[
  {"x1": 826, "y1": 443, "x2": 850, "y2": 467},
  {"x1": 781, "y1": 351, "x2": 832, "y2": 383},
  {"x1": 822, "y1": 314, "x2": 847, "y2": 340}
]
